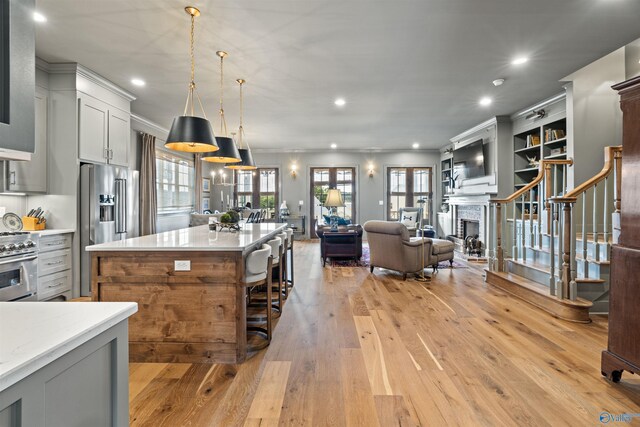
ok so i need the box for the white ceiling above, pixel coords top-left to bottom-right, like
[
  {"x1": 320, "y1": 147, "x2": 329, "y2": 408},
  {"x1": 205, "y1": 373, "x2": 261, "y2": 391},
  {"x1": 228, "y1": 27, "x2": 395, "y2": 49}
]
[{"x1": 35, "y1": 0, "x2": 640, "y2": 150}]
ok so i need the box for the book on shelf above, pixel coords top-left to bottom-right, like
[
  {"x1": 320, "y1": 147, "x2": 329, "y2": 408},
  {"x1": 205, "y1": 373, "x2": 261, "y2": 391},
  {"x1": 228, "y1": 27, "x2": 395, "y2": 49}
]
[
  {"x1": 526, "y1": 134, "x2": 541, "y2": 147},
  {"x1": 545, "y1": 129, "x2": 565, "y2": 142}
]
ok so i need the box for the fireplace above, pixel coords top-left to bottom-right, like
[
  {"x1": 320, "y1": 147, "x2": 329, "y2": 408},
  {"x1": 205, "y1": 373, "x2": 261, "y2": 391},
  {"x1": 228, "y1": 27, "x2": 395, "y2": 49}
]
[{"x1": 445, "y1": 198, "x2": 488, "y2": 259}]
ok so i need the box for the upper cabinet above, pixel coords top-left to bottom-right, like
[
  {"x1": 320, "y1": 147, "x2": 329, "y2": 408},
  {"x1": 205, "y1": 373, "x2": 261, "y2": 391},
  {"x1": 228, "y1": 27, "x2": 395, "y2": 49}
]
[
  {"x1": 78, "y1": 91, "x2": 131, "y2": 167},
  {"x1": 0, "y1": 0, "x2": 35, "y2": 159}
]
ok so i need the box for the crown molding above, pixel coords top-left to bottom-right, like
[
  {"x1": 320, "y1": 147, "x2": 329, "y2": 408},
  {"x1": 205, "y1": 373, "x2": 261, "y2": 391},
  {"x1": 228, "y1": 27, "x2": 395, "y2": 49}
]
[
  {"x1": 251, "y1": 147, "x2": 441, "y2": 154},
  {"x1": 131, "y1": 113, "x2": 169, "y2": 138},
  {"x1": 36, "y1": 58, "x2": 137, "y2": 101},
  {"x1": 450, "y1": 116, "x2": 510, "y2": 143}
]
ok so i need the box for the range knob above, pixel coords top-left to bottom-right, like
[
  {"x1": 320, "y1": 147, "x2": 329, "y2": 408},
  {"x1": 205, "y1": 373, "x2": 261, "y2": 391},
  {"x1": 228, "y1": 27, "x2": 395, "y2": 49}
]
[
  {"x1": 0, "y1": 245, "x2": 6, "y2": 252},
  {"x1": 25, "y1": 240, "x2": 35, "y2": 248},
  {"x1": 16, "y1": 243, "x2": 25, "y2": 250},
  {"x1": 6, "y1": 244, "x2": 16, "y2": 251}
]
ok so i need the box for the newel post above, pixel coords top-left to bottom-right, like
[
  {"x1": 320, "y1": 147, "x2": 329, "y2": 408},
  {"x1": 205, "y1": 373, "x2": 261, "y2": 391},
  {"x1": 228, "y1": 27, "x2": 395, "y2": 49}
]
[
  {"x1": 561, "y1": 201, "x2": 573, "y2": 300},
  {"x1": 614, "y1": 147, "x2": 622, "y2": 214},
  {"x1": 495, "y1": 203, "x2": 504, "y2": 272}
]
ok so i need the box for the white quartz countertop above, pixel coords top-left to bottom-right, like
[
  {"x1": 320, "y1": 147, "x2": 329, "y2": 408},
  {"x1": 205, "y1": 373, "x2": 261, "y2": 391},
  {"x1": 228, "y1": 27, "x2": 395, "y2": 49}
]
[
  {"x1": 86, "y1": 223, "x2": 287, "y2": 252},
  {"x1": 31, "y1": 229, "x2": 75, "y2": 236},
  {"x1": 0, "y1": 302, "x2": 137, "y2": 392}
]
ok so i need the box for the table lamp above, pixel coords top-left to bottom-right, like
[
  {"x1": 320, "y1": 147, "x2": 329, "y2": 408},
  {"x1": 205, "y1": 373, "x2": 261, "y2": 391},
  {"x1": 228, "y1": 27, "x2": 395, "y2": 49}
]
[{"x1": 324, "y1": 188, "x2": 344, "y2": 232}]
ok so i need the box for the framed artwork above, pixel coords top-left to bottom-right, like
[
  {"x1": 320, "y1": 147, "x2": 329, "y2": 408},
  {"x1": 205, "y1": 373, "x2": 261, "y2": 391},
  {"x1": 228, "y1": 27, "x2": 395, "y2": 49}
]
[
  {"x1": 203, "y1": 197, "x2": 210, "y2": 211},
  {"x1": 202, "y1": 178, "x2": 211, "y2": 193}
]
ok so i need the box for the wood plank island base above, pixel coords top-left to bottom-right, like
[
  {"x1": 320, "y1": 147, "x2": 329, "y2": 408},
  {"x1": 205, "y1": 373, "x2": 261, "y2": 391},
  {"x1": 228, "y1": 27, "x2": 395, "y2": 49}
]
[{"x1": 87, "y1": 223, "x2": 287, "y2": 364}]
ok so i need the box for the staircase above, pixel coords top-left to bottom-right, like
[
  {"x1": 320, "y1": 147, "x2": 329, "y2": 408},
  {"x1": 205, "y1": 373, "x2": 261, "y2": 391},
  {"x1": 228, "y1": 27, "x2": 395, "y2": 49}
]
[{"x1": 485, "y1": 146, "x2": 622, "y2": 323}]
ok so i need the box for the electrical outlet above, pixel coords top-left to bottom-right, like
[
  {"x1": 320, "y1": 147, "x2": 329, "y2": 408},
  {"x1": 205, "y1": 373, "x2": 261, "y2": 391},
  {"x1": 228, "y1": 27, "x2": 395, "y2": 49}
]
[
  {"x1": 174, "y1": 260, "x2": 191, "y2": 271},
  {"x1": 378, "y1": 200, "x2": 384, "y2": 206}
]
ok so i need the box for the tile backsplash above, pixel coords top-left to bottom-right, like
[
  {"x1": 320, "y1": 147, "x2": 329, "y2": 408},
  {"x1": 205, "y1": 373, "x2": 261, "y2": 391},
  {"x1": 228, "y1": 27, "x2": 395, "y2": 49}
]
[{"x1": 0, "y1": 194, "x2": 27, "y2": 219}]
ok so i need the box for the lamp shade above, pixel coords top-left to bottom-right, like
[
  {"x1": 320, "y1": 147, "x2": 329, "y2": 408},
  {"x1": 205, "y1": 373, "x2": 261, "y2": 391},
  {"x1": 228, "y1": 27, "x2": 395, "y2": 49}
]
[
  {"x1": 165, "y1": 116, "x2": 219, "y2": 153},
  {"x1": 202, "y1": 136, "x2": 241, "y2": 163},
  {"x1": 225, "y1": 148, "x2": 256, "y2": 170},
  {"x1": 324, "y1": 189, "x2": 345, "y2": 208}
]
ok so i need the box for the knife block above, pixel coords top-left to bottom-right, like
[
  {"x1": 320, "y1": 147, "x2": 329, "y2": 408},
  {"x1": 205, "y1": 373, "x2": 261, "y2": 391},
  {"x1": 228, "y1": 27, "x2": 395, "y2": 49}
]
[{"x1": 22, "y1": 216, "x2": 46, "y2": 231}]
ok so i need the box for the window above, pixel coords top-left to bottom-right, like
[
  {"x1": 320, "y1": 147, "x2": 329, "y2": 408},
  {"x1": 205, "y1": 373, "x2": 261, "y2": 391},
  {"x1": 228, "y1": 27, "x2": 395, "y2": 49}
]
[
  {"x1": 233, "y1": 168, "x2": 280, "y2": 221},
  {"x1": 156, "y1": 149, "x2": 195, "y2": 213},
  {"x1": 387, "y1": 167, "x2": 432, "y2": 224},
  {"x1": 310, "y1": 167, "x2": 356, "y2": 223}
]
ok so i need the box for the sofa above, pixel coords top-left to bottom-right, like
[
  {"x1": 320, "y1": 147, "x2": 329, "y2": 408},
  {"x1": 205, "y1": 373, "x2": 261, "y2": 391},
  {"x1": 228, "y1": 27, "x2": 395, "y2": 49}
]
[
  {"x1": 316, "y1": 224, "x2": 363, "y2": 266},
  {"x1": 364, "y1": 220, "x2": 455, "y2": 280}
]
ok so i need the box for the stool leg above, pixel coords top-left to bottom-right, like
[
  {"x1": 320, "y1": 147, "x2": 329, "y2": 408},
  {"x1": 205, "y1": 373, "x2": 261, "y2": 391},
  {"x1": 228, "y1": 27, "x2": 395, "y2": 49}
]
[
  {"x1": 289, "y1": 243, "x2": 295, "y2": 289},
  {"x1": 266, "y1": 273, "x2": 272, "y2": 342},
  {"x1": 282, "y1": 246, "x2": 289, "y2": 300}
]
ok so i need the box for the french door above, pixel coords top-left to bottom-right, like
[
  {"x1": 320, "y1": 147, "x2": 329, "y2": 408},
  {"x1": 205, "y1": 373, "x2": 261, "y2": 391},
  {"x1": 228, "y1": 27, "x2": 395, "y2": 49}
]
[{"x1": 310, "y1": 167, "x2": 356, "y2": 236}]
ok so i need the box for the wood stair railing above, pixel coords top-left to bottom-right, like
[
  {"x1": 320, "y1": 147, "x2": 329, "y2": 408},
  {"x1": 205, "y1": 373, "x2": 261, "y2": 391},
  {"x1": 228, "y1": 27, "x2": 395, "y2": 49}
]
[
  {"x1": 488, "y1": 159, "x2": 573, "y2": 277},
  {"x1": 550, "y1": 146, "x2": 622, "y2": 301}
]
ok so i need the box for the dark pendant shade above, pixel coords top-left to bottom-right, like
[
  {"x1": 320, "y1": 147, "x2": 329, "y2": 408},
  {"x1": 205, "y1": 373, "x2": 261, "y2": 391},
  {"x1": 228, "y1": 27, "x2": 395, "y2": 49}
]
[
  {"x1": 165, "y1": 116, "x2": 219, "y2": 153},
  {"x1": 226, "y1": 148, "x2": 256, "y2": 170},
  {"x1": 202, "y1": 136, "x2": 241, "y2": 163}
]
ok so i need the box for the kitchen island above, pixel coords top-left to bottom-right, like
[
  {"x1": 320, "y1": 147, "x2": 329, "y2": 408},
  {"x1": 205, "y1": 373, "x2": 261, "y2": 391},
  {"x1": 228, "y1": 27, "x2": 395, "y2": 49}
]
[
  {"x1": 0, "y1": 302, "x2": 137, "y2": 426},
  {"x1": 87, "y1": 223, "x2": 287, "y2": 364}
]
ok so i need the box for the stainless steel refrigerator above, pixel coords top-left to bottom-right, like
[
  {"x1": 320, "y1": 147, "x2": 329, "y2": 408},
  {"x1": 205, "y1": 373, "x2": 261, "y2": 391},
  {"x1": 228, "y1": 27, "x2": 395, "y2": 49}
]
[{"x1": 80, "y1": 163, "x2": 139, "y2": 296}]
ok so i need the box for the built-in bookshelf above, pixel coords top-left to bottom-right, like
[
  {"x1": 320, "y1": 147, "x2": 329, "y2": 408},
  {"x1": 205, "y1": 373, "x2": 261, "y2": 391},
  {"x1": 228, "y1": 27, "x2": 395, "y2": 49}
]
[
  {"x1": 512, "y1": 118, "x2": 567, "y2": 216},
  {"x1": 441, "y1": 156, "x2": 452, "y2": 210}
]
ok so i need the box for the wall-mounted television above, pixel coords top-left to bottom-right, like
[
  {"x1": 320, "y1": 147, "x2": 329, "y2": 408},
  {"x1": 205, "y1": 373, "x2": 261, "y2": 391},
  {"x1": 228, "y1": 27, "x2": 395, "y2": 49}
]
[{"x1": 453, "y1": 139, "x2": 487, "y2": 182}]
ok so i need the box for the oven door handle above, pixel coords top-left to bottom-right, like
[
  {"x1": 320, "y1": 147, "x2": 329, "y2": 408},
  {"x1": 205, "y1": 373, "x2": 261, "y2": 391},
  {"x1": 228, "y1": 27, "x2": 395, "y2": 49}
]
[{"x1": 0, "y1": 255, "x2": 37, "y2": 266}]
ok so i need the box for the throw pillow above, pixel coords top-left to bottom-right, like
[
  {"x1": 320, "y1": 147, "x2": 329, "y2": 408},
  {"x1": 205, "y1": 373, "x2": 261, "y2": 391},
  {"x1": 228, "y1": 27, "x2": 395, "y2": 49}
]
[
  {"x1": 401, "y1": 214, "x2": 417, "y2": 229},
  {"x1": 337, "y1": 217, "x2": 351, "y2": 226},
  {"x1": 323, "y1": 214, "x2": 332, "y2": 225}
]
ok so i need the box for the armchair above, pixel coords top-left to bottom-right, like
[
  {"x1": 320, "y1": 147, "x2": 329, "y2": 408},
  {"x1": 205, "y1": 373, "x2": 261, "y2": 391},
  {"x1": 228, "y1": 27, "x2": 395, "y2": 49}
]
[{"x1": 364, "y1": 220, "x2": 432, "y2": 280}]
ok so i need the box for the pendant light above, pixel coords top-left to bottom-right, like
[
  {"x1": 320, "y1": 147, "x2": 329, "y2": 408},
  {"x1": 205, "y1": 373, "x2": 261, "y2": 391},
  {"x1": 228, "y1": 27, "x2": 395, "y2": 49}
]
[
  {"x1": 202, "y1": 51, "x2": 241, "y2": 163},
  {"x1": 165, "y1": 7, "x2": 218, "y2": 153},
  {"x1": 226, "y1": 79, "x2": 257, "y2": 170}
]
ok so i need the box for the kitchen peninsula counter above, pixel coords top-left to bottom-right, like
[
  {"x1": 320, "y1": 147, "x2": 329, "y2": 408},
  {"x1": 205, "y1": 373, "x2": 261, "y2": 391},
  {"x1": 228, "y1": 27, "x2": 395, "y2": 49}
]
[{"x1": 87, "y1": 223, "x2": 287, "y2": 364}]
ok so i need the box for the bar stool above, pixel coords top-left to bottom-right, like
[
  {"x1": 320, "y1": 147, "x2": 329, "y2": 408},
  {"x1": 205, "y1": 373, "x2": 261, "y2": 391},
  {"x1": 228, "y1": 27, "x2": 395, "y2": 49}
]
[
  {"x1": 261, "y1": 237, "x2": 284, "y2": 315},
  {"x1": 284, "y1": 228, "x2": 295, "y2": 297},
  {"x1": 245, "y1": 244, "x2": 273, "y2": 351},
  {"x1": 275, "y1": 232, "x2": 289, "y2": 299}
]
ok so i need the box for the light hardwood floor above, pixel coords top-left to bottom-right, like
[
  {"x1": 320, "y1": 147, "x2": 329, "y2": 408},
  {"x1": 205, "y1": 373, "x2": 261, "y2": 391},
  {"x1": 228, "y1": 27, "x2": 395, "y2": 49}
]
[{"x1": 129, "y1": 241, "x2": 640, "y2": 426}]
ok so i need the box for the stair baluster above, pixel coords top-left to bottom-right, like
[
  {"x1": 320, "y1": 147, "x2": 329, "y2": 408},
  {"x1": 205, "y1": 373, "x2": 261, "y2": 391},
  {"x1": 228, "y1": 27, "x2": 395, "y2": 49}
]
[{"x1": 550, "y1": 146, "x2": 622, "y2": 303}]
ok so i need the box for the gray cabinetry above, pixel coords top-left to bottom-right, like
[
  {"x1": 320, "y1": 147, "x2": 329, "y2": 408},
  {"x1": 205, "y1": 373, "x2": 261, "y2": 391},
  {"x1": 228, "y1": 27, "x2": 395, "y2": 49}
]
[
  {"x1": 37, "y1": 233, "x2": 72, "y2": 301},
  {"x1": 78, "y1": 93, "x2": 130, "y2": 167},
  {"x1": 0, "y1": 317, "x2": 131, "y2": 427},
  {"x1": 0, "y1": 0, "x2": 35, "y2": 157}
]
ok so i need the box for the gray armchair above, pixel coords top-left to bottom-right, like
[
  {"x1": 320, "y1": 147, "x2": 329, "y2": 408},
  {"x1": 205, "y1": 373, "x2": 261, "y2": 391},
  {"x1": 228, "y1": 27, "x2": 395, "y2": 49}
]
[
  {"x1": 397, "y1": 207, "x2": 423, "y2": 236},
  {"x1": 364, "y1": 220, "x2": 432, "y2": 280}
]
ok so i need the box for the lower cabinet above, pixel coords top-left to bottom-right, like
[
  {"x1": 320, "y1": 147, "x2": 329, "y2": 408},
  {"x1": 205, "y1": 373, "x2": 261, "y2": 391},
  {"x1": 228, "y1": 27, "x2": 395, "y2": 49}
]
[
  {"x1": 0, "y1": 321, "x2": 130, "y2": 427},
  {"x1": 37, "y1": 233, "x2": 73, "y2": 301}
]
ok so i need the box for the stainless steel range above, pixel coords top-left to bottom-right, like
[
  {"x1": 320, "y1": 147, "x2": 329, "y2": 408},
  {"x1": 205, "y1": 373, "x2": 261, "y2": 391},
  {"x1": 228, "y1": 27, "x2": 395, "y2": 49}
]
[{"x1": 0, "y1": 231, "x2": 39, "y2": 301}]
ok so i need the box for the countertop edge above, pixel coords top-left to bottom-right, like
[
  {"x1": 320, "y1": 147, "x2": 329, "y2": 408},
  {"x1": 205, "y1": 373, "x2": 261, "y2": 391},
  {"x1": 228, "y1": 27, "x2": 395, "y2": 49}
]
[
  {"x1": 85, "y1": 224, "x2": 287, "y2": 252},
  {"x1": 0, "y1": 302, "x2": 138, "y2": 393}
]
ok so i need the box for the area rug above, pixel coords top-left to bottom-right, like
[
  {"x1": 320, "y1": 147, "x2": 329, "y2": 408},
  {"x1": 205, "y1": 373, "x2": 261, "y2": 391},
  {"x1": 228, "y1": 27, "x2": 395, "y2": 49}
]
[
  {"x1": 330, "y1": 243, "x2": 370, "y2": 267},
  {"x1": 436, "y1": 260, "x2": 468, "y2": 269}
]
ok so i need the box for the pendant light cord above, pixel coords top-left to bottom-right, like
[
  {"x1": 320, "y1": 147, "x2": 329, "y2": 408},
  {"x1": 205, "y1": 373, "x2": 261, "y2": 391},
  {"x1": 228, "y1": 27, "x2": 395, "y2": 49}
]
[
  {"x1": 219, "y1": 53, "x2": 228, "y2": 136},
  {"x1": 182, "y1": 11, "x2": 208, "y2": 120},
  {"x1": 238, "y1": 79, "x2": 250, "y2": 150}
]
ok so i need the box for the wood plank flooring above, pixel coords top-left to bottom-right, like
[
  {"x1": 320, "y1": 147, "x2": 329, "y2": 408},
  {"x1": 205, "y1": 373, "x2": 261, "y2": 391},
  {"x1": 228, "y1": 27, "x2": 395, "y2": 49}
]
[{"x1": 129, "y1": 241, "x2": 640, "y2": 426}]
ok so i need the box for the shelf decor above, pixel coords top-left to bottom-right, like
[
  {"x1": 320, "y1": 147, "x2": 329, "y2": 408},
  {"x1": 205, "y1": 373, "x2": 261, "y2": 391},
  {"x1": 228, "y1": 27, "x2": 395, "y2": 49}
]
[{"x1": 165, "y1": 7, "x2": 218, "y2": 154}]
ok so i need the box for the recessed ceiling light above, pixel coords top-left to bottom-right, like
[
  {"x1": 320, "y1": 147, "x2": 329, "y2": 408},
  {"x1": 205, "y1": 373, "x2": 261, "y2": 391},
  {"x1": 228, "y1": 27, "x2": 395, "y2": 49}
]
[
  {"x1": 512, "y1": 56, "x2": 529, "y2": 66},
  {"x1": 330, "y1": 143, "x2": 337, "y2": 149},
  {"x1": 131, "y1": 78, "x2": 146, "y2": 87},
  {"x1": 33, "y1": 11, "x2": 47, "y2": 23},
  {"x1": 479, "y1": 97, "x2": 492, "y2": 107},
  {"x1": 492, "y1": 78, "x2": 505, "y2": 87},
  {"x1": 412, "y1": 143, "x2": 420, "y2": 149},
  {"x1": 334, "y1": 98, "x2": 346, "y2": 107}
]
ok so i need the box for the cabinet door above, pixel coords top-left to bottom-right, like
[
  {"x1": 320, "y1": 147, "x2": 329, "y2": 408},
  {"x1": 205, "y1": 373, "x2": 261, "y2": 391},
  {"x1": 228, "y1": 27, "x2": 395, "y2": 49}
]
[
  {"x1": 9, "y1": 88, "x2": 48, "y2": 193},
  {"x1": 108, "y1": 109, "x2": 130, "y2": 167},
  {"x1": 78, "y1": 95, "x2": 108, "y2": 164}
]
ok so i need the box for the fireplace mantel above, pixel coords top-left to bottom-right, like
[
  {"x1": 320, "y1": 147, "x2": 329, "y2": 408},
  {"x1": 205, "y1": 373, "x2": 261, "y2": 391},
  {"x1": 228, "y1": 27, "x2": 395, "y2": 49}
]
[{"x1": 443, "y1": 194, "x2": 494, "y2": 258}]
